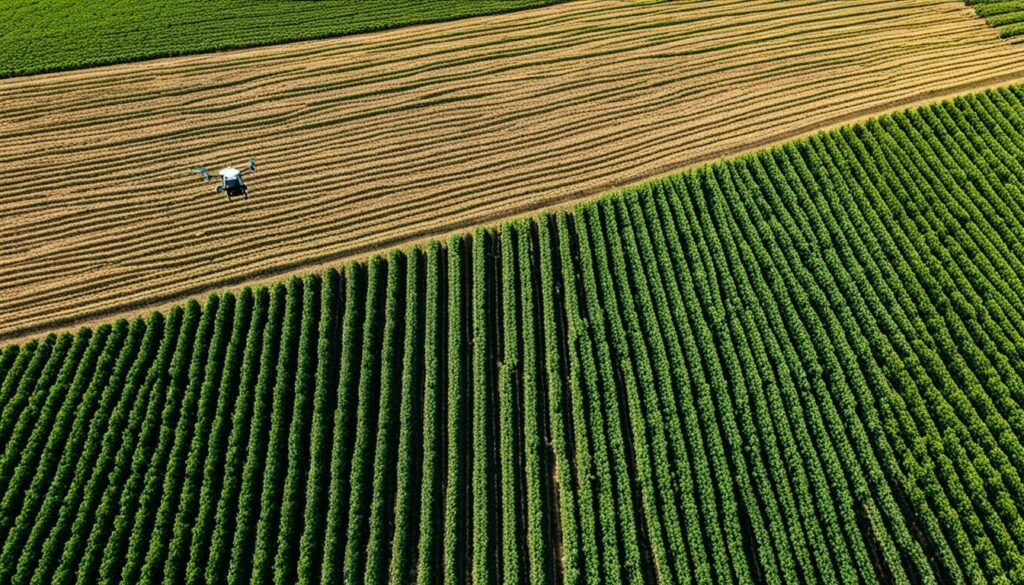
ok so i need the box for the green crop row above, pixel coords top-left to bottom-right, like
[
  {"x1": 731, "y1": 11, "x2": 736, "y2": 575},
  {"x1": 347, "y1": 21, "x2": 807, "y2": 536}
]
[
  {"x1": 6, "y1": 84, "x2": 1024, "y2": 582},
  {"x1": 965, "y1": 0, "x2": 1024, "y2": 36}
]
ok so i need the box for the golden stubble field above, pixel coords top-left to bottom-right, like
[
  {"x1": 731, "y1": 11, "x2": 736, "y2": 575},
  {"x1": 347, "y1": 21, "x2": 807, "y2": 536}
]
[{"x1": 2, "y1": 0, "x2": 1024, "y2": 342}]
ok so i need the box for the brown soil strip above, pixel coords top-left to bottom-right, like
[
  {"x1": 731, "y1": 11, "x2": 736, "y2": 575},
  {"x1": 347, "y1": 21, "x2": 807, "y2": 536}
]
[{"x1": 2, "y1": 0, "x2": 1024, "y2": 343}]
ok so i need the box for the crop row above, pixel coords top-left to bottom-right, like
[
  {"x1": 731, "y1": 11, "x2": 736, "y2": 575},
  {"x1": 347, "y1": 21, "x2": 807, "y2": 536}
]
[
  {"x1": 4, "y1": 85, "x2": 1024, "y2": 582},
  {"x1": 966, "y1": 0, "x2": 1024, "y2": 37}
]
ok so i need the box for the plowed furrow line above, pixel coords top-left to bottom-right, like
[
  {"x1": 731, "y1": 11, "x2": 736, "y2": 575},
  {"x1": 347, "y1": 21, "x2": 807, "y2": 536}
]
[
  {"x1": 2, "y1": 42, "x2": 1007, "y2": 257},
  {"x1": 0, "y1": 20, "x2": 992, "y2": 205},
  {"x1": 0, "y1": 1, "x2": 973, "y2": 134}
]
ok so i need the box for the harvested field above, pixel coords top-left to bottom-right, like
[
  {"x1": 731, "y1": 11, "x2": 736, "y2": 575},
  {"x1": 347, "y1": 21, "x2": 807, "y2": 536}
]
[{"x1": 2, "y1": 0, "x2": 1024, "y2": 342}]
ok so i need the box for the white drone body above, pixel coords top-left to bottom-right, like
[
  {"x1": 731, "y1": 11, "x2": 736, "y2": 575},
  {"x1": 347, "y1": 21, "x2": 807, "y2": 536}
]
[{"x1": 193, "y1": 159, "x2": 256, "y2": 200}]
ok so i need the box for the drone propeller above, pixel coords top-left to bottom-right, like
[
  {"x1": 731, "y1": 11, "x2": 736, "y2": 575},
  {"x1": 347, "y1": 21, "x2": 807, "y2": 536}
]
[
  {"x1": 238, "y1": 159, "x2": 256, "y2": 176},
  {"x1": 192, "y1": 167, "x2": 212, "y2": 182}
]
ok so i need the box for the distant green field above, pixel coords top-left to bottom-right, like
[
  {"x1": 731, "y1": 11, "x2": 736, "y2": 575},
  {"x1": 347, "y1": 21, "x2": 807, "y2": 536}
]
[
  {"x1": 0, "y1": 0, "x2": 562, "y2": 78},
  {"x1": 967, "y1": 0, "x2": 1024, "y2": 36}
]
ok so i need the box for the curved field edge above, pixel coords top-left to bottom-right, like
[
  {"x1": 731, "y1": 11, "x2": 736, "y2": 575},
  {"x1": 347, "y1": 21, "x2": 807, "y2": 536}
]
[
  {"x1": 0, "y1": 0, "x2": 568, "y2": 79},
  {"x1": 4, "y1": 0, "x2": 1024, "y2": 343},
  {"x1": 5, "y1": 82, "x2": 1024, "y2": 582}
]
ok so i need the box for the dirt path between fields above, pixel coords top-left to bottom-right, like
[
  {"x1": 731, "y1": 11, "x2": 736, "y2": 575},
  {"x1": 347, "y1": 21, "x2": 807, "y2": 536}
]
[{"x1": 2, "y1": 0, "x2": 1024, "y2": 343}]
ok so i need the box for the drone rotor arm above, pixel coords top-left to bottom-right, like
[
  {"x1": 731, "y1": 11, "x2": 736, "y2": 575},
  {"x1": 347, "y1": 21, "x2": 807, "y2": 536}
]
[
  {"x1": 238, "y1": 159, "x2": 256, "y2": 175},
  {"x1": 191, "y1": 167, "x2": 213, "y2": 181}
]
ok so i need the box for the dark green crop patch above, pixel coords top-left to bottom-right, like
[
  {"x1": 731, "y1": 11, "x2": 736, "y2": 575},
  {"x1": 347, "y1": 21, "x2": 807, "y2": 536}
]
[{"x1": 965, "y1": 0, "x2": 1024, "y2": 36}]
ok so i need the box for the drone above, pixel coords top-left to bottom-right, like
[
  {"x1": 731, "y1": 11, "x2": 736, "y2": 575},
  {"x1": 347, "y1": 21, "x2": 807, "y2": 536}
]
[{"x1": 192, "y1": 159, "x2": 256, "y2": 200}]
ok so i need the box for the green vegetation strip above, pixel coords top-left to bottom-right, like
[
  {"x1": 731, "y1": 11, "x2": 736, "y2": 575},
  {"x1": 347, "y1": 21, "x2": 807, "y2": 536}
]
[
  {"x1": 0, "y1": 0, "x2": 564, "y2": 78},
  {"x1": 967, "y1": 0, "x2": 1024, "y2": 37},
  {"x1": 7, "y1": 84, "x2": 1024, "y2": 582}
]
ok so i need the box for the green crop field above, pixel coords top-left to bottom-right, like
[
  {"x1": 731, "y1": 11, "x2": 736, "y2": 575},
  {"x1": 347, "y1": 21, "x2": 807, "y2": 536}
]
[
  {"x1": 0, "y1": 0, "x2": 563, "y2": 78},
  {"x1": 968, "y1": 0, "x2": 1024, "y2": 36},
  {"x1": 5, "y1": 84, "x2": 1024, "y2": 583}
]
